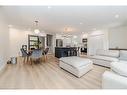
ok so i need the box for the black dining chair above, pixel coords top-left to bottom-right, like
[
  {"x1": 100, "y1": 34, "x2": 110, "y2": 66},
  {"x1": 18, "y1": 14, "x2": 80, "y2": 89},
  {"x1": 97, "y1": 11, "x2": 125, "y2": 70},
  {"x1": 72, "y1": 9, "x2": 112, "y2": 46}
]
[
  {"x1": 20, "y1": 48, "x2": 30, "y2": 63},
  {"x1": 43, "y1": 48, "x2": 49, "y2": 62}
]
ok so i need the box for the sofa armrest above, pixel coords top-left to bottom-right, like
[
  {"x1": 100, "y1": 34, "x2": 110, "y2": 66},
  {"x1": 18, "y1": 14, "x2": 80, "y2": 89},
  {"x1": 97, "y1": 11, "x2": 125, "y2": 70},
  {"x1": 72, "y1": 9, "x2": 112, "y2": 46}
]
[{"x1": 102, "y1": 71, "x2": 127, "y2": 89}]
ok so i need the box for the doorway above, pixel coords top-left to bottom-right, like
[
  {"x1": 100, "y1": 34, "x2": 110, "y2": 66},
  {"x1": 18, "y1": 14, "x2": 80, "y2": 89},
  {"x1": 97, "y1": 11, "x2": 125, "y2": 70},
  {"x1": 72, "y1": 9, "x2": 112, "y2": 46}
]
[{"x1": 46, "y1": 34, "x2": 53, "y2": 53}]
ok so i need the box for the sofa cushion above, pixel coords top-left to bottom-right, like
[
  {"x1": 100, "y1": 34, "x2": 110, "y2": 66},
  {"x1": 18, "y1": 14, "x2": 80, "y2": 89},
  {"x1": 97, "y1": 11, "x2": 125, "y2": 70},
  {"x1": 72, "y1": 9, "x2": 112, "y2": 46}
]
[
  {"x1": 91, "y1": 55, "x2": 119, "y2": 62},
  {"x1": 96, "y1": 49, "x2": 119, "y2": 58},
  {"x1": 111, "y1": 61, "x2": 127, "y2": 77},
  {"x1": 119, "y1": 50, "x2": 127, "y2": 61},
  {"x1": 102, "y1": 71, "x2": 127, "y2": 89},
  {"x1": 59, "y1": 56, "x2": 93, "y2": 68}
]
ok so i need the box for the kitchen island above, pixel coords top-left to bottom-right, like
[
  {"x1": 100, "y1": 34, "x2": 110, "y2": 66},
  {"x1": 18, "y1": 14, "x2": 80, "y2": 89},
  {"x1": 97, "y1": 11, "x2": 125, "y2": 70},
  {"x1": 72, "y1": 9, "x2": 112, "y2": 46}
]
[{"x1": 55, "y1": 47, "x2": 77, "y2": 58}]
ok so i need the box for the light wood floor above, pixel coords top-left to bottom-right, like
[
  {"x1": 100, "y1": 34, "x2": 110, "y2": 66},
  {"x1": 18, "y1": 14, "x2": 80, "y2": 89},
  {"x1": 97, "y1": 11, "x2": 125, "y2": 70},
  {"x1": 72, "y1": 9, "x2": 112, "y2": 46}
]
[{"x1": 0, "y1": 55, "x2": 109, "y2": 89}]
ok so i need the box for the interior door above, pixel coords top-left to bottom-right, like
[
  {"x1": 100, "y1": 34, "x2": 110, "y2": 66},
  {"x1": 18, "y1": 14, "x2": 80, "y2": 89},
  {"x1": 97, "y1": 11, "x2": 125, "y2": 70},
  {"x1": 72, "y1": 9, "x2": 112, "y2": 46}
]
[
  {"x1": 46, "y1": 34, "x2": 53, "y2": 53},
  {"x1": 56, "y1": 39, "x2": 63, "y2": 47}
]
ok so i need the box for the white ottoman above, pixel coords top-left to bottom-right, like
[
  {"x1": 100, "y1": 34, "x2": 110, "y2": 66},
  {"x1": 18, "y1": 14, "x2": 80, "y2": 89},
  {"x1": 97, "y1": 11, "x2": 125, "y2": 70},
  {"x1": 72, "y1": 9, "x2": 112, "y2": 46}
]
[{"x1": 59, "y1": 56, "x2": 93, "y2": 78}]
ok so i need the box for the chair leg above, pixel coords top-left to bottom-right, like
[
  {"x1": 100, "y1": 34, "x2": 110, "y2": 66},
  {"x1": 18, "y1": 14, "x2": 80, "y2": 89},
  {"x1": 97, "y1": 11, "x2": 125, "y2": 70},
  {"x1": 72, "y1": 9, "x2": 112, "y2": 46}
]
[
  {"x1": 23, "y1": 57, "x2": 25, "y2": 63},
  {"x1": 26, "y1": 56, "x2": 30, "y2": 63},
  {"x1": 28, "y1": 56, "x2": 30, "y2": 63},
  {"x1": 42, "y1": 55, "x2": 45, "y2": 62},
  {"x1": 46, "y1": 55, "x2": 48, "y2": 60},
  {"x1": 42, "y1": 56, "x2": 44, "y2": 62},
  {"x1": 39, "y1": 58, "x2": 42, "y2": 63},
  {"x1": 30, "y1": 58, "x2": 32, "y2": 65},
  {"x1": 25, "y1": 57, "x2": 27, "y2": 63},
  {"x1": 40, "y1": 57, "x2": 42, "y2": 63},
  {"x1": 44, "y1": 55, "x2": 46, "y2": 62}
]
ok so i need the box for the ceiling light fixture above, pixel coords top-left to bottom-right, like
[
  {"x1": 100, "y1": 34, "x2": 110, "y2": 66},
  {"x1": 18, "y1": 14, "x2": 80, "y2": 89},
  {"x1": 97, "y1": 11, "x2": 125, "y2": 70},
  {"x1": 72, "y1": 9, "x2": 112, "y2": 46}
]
[
  {"x1": 64, "y1": 27, "x2": 72, "y2": 32},
  {"x1": 34, "y1": 29, "x2": 40, "y2": 34},
  {"x1": 8, "y1": 24, "x2": 13, "y2": 28},
  {"x1": 48, "y1": 6, "x2": 52, "y2": 9},
  {"x1": 80, "y1": 22, "x2": 83, "y2": 25},
  {"x1": 34, "y1": 21, "x2": 40, "y2": 34},
  {"x1": 34, "y1": 21, "x2": 46, "y2": 36},
  {"x1": 115, "y1": 14, "x2": 119, "y2": 18}
]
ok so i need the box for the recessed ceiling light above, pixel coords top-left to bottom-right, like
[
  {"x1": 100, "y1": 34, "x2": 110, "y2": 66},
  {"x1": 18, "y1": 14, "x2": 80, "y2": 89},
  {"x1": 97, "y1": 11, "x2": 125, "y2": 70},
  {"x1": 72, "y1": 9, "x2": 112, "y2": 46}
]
[
  {"x1": 8, "y1": 24, "x2": 13, "y2": 28},
  {"x1": 48, "y1": 6, "x2": 52, "y2": 9},
  {"x1": 80, "y1": 22, "x2": 83, "y2": 25},
  {"x1": 115, "y1": 14, "x2": 119, "y2": 18},
  {"x1": 64, "y1": 27, "x2": 73, "y2": 32}
]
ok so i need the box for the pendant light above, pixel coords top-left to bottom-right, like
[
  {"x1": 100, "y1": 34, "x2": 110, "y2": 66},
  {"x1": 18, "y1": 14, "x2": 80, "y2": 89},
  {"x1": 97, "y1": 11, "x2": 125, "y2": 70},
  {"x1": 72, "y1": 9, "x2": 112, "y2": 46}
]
[{"x1": 34, "y1": 21, "x2": 40, "y2": 34}]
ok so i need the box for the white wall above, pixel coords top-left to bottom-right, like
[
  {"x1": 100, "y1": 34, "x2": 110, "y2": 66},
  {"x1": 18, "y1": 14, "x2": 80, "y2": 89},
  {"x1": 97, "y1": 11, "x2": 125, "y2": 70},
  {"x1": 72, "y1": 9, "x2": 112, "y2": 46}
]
[
  {"x1": 9, "y1": 27, "x2": 48, "y2": 57},
  {"x1": 109, "y1": 26, "x2": 127, "y2": 49},
  {"x1": 9, "y1": 28, "x2": 31, "y2": 57},
  {"x1": 0, "y1": 11, "x2": 9, "y2": 70}
]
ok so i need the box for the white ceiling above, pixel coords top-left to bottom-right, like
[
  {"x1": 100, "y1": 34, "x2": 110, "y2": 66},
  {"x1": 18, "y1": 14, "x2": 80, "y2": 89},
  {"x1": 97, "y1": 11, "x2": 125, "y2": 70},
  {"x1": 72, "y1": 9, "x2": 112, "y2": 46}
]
[{"x1": 1, "y1": 6, "x2": 127, "y2": 34}]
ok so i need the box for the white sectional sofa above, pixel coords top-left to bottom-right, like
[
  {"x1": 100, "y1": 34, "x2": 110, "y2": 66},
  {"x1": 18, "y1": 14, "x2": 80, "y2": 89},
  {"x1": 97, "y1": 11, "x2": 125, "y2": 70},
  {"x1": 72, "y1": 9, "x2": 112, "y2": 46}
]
[
  {"x1": 102, "y1": 50, "x2": 127, "y2": 89},
  {"x1": 90, "y1": 49, "x2": 119, "y2": 67},
  {"x1": 102, "y1": 71, "x2": 127, "y2": 89}
]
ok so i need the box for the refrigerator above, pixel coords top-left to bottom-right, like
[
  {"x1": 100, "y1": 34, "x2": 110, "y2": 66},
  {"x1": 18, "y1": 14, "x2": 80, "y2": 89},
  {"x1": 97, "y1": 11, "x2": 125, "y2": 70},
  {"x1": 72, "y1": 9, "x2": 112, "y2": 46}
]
[{"x1": 56, "y1": 39, "x2": 63, "y2": 47}]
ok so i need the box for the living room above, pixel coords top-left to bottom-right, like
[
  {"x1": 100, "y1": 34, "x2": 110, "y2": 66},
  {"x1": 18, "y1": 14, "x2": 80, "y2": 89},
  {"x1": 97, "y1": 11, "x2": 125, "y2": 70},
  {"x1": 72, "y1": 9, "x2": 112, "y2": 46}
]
[{"x1": 0, "y1": 0, "x2": 127, "y2": 94}]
